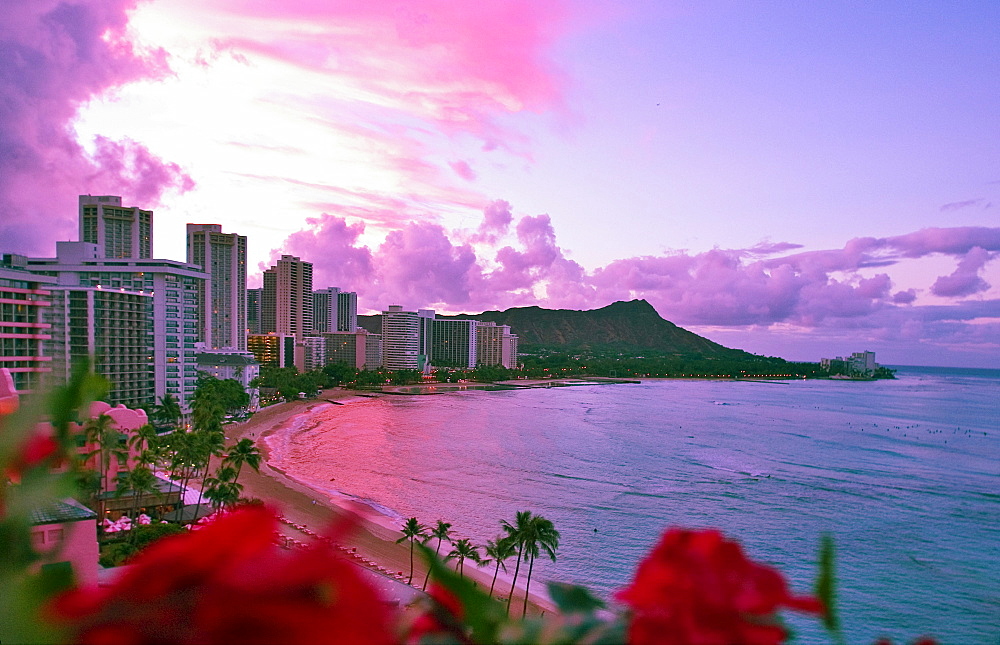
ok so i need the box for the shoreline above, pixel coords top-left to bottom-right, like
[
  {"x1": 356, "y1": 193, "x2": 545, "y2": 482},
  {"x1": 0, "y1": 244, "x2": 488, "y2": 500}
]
[{"x1": 226, "y1": 387, "x2": 558, "y2": 614}]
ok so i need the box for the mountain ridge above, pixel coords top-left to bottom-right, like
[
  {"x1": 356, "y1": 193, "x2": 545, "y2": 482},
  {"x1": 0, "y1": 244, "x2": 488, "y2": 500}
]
[{"x1": 359, "y1": 299, "x2": 758, "y2": 360}]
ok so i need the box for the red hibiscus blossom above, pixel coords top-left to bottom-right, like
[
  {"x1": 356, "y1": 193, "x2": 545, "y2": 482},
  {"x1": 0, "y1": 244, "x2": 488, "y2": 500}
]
[
  {"x1": 616, "y1": 528, "x2": 823, "y2": 645},
  {"x1": 51, "y1": 506, "x2": 397, "y2": 645}
]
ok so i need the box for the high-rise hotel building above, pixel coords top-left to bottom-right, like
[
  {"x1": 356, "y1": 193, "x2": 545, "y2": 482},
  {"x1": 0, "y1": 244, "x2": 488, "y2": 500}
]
[
  {"x1": 0, "y1": 254, "x2": 55, "y2": 394},
  {"x1": 380, "y1": 306, "x2": 433, "y2": 371},
  {"x1": 312, "y1": 287, "x2": 358, "y2": 333},
  {"x1": 246, "y1": 288, "x2": 262, "y2": 335},
  {"x1": 261, "y1": 255, "x2": 312, "y2": 339},
  {"x1": 79, "y1": 195, "x2": 152, "y2": 260},
  {"x1": 186, "y1": 224, "x2": 247, "y2": 351},
  {"x1": 475, "y1": 321, "x2": 519, "y2": 369},
  {"x1": 28, "y1": 242, "x2": 207, "y2": 412},
  {"x1": 430, "y1": 319, "x2": 478, "y2": 369}
]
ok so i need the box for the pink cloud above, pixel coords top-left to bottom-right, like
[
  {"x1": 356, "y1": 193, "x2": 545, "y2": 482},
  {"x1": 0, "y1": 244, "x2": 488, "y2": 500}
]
[
  {"x1": 267, "y1": 201, "x2": 1000, "y2": 361},
  {"x1": 469, "y1": 199, "x2": 513, "y2": 244},
  {"x1": 0, "y1": 0, "x2": 192, "y2": 256},
  {"x1": 449, "y1": 160, "x2": 477, "y2": 182},
  {"x1": 372, "y1": 223, "x2": 480, "y2": 307},
  {"x1": 931, "y1": 246, "x2": 993, "y2": 297},
  {"x1": 489, "y1": 214, "x2": 588, "y2": 298},
  {"x1": 277, "y1": 213, "x2": 374, "y2": 289}
]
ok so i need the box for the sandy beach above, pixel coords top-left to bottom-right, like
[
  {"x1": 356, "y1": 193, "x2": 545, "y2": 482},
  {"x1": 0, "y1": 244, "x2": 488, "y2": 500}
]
[{"x1": 225, "y1": 388, "x2": 557, "y2": 615}]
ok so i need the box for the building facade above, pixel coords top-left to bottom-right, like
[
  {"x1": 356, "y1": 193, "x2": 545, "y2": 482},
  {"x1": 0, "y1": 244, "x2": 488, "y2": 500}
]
[
  {"x1": 0, "y1": 255, "x2": 55, "y2": 394},
  {"x1": 312, "y1": 288, "x2": 339, "y2": 333},
  {"x1": 337, "y1": 290, "x2": 358, "y2": 332},
  {"x1": 431, "y1": 319, "x2": 478, "y2": 369},
  {"x1": 29, "y1": 242, "x2": 207, "y2": 413},
  {"x1": 312, "y1": 287, "x2": 358, "y2": 333},
  {"x1": 476, "y1": 321, "x2": 519, "y2": 369},
  {"x1": 246, "y1": 288, "x2": 262, "y2": 335},
  {"x1": 321, "y1": 329, "x2": 380, "y2": 370},
  {"x1": 261, "y1": 255, "x2": 312, "y2": 338},
  {"x1": 380, "y1": 306, "x2": 433, "y2": 371},
  {"x1": 247, "y1": 333, "x2": 296, "y2": 369},
  {"x1": 186, "y1": 224, "x2": 247, "y2": 351},
  {"x1": 78, "y1": 195, "x2": 152, "y2": 260},
  {"x1": 299, "y1": 335, "x2": 326, "y2": 372}
]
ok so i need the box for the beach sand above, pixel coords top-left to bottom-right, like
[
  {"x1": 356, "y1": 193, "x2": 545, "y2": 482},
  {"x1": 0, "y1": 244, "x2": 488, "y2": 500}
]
[{"x1": 225, "y1": 388, "x2": 557, "y2": 615}]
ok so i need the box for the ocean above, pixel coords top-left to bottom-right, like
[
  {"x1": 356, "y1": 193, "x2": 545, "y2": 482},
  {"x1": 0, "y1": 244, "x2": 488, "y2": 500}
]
[{"x1": 268, "y1": 366, "x2": 1000, "y2": 643}]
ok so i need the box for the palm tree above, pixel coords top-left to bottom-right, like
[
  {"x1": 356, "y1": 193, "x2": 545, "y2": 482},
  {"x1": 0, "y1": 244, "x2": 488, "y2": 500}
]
[
  {"x1": 191, "y1": 429, "x2": 226, "y2": 519},
  {"x1": 422, "y1": 519, "x2": 453, "y2": 591},
  {"x1": 154, "y1": 393, "x2": 182, "y2": 429},
  {"x1": 84, "y1": 413, "x2": 128, "y2": 501},
  {"x1": 128, "y1": 423, "x2": 160, "y2": 467},
  {"x1": 115, "y1": 464, "x2": 161, "y2": 544},
  {"x1": 223, "y1": 438, "x2": 262, "y2": 481},
  {"x1": 204, "y1": 464, "x2": 243, "y2": 510},
  {"x1": 501, "y1": 510, "x2": 533, "y2": 615},
  {"x1": 447, "y1": 538, "x2": 482, "y2": 578},
  {"x1": 484, "y1": 534, "x2": 517, "y2": 598},
  {"x1": 395, "y1": 517, "x2": 428, "y2": 585},
  {"x1": 192, "y1": 385, "x2": 226, "y2": 434},
  {"x1": 519, "y1": 514, "x2": 559, "y2": 617}
]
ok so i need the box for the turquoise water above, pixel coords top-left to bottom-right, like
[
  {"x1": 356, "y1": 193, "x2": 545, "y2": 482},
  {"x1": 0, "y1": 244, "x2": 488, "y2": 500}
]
[{"x1": 274, "y1": 366, "x2": 999, "y2": 643}]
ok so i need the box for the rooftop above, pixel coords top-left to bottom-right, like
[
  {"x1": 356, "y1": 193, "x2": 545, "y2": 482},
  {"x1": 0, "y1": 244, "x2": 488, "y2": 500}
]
[{"x1": 30, "y1": 498, "x2": 98, "y2": 525}]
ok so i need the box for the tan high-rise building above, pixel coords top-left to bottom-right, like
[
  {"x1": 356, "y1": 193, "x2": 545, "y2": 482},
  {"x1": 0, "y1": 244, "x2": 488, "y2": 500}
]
[
  {"x1": 79, "y1": 195, "x2": 152, "y2": 259},
  {"x1": 186, "y1": 224, "x2": 247, "y2": 351},
  {"x1": 476, "y1": 321, "x2": 519, "y2": 369},
  {"x1": 261, "y1": 255, "x2": 312, "y2": 339}
]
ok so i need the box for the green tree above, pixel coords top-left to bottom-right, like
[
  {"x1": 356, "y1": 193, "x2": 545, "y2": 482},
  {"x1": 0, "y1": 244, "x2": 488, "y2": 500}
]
[
  {"x1": 128, "y1": 423, "x2": 160, "y2": 467},
  {"x1": 395, "y1": 517, "x2": 428, "y2": 585},
  {"x1": 153, "y1": 393, "x2": 182, "y2": 428},
  {"x1": 223, "y1": 438, "x2": 262, "y2": 481},
  {"x1": 519, "y1": 514, "x2": 559, "y2": 617},
  {"x1": 422, "y1": 519, "x2": 453, "y2": 591},
  {"x1": 204, "y1": 464, "x2": 242, "y2": 510},
  {"x1": 484, "y1": 534, "x2": 517, "y2": 598},
  {"x1": 83, "y1": 413, "x2": 128, "y2": 499},
  {"x1": 114, "y1": 465, "x2": 161, "y2": 544},
  {"x1": 190, "y1": 429, "x2": 226, "y2": 518},
  {"x1": 447, "y1": 538, "x2": 482, "y2": 578},
  {"x1": 322, "y1": 362, "x2": 358, "y2": 386},
  {"x1": 501, "y1": 510, "x2": 531, "y2": 616}
]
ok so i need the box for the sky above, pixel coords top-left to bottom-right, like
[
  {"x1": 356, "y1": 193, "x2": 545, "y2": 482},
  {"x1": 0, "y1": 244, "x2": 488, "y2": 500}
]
[{"x1": 2, "y1": 0, "x2": 998, "y2": 368}]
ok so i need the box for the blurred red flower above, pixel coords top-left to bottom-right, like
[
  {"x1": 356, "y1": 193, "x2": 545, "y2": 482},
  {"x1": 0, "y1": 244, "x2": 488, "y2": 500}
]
[
  {"x1": 5, "y1": 430, "x2": 58, "y2": 483},
  {"x1": 616, "y1": 528, "x2": 823, "y2": 645},
  {"x1": 51, "y1": 506, "x2": 396, "y2": 645}
]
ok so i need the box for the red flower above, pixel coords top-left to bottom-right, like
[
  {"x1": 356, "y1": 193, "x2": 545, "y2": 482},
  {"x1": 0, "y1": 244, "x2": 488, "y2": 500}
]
[
  {"x1": 51, "y1": 506, "x2": 397, "y2": 645},
  {"x1": 616, "y1": 528, "x2": 823, "y2": 645},
  {"x1": 5, "y1": 430, "x2": 58, "y2": 482}
]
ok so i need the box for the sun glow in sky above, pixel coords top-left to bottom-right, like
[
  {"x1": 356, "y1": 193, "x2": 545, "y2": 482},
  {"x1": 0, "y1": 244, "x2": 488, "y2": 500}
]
[{"x1": 2, "y1": 0, "x2": 998, "y2": 367}]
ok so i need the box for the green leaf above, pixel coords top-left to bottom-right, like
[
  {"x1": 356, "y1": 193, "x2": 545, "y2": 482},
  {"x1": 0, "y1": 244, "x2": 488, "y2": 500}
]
[
  {"x1": 417, "y1": 542, "x2": 508, "y2": 643},
  {"x1": 547, "y1": 582, "x2": 605, "y2": 615},
  {"x1": 814, "y1": 533, "x2": 844, "y2": 644}
]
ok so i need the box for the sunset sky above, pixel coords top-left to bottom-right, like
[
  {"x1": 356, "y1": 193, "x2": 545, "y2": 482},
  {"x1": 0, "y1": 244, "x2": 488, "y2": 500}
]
[{"x1": 3, "y1": 0, "x2": 998, "y2": 367}]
